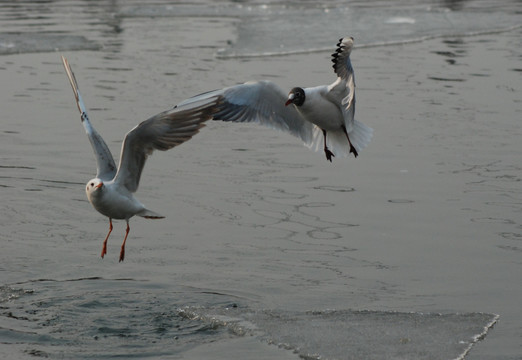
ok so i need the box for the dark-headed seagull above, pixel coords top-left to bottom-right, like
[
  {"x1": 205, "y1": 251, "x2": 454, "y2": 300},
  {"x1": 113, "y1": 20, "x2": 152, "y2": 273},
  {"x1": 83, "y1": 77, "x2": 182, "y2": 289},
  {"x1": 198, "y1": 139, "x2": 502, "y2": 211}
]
[{"x1": 177, "y1": 37, "x2": 373, "y2": 162}]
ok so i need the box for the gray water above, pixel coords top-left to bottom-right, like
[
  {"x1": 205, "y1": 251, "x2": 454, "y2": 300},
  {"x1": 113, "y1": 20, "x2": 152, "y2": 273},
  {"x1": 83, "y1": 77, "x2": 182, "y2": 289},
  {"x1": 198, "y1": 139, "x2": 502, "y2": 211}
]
[{"x1": 1, "y1": 1, "x2": 521, "y2": 359}]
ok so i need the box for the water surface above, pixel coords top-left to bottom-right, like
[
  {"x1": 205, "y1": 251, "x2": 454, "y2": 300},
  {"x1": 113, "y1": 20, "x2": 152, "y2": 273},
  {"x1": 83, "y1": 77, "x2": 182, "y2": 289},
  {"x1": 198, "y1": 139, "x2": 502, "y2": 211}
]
[{"x1": 1, "y1": 1, "x2": 521, "y2": 359}]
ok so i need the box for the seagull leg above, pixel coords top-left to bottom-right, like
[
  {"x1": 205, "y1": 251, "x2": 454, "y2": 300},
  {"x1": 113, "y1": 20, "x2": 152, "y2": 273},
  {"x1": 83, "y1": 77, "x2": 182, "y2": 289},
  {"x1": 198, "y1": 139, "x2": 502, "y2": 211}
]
[
  {"x1": 322, "y1": 129, "x2": 335, "y2": 162},
  {"x1": 342, "y1": 125, "x2": 358, "y2": 158},
  {"x1": 101, "y1": 218, "x2": 113, "y2": 258},
  {"x1": 119, "y1": 220, "x2": 130, "y2": 262}
]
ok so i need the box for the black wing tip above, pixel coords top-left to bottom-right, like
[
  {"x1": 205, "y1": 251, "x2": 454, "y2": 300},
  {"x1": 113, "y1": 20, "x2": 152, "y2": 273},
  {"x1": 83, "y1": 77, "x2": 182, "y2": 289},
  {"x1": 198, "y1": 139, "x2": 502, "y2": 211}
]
[{"x1": 331, "y1": 36, "x2": 354, "y2": 72}]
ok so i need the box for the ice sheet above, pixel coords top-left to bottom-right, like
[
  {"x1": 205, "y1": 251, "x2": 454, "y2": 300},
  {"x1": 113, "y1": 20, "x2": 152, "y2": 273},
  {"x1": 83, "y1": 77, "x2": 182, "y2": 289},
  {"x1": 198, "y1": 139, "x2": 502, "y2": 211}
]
[{"x1": 182, "y1": 307, "x2": 499, "y2": 360}]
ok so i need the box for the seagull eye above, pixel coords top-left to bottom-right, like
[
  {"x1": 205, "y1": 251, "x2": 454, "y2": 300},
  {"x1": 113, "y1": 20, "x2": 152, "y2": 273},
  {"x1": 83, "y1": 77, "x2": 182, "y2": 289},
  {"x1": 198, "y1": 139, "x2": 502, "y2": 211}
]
[{"x1": 90, "y1": 183, "x2": 94, "y2": 187}]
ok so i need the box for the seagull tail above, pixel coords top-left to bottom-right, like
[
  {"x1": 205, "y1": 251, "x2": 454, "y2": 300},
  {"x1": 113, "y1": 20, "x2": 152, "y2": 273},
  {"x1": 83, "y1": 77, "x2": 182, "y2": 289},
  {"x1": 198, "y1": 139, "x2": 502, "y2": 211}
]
[
  {"x1": 137, "y1": 209, "x2": 165, "y2": 219},
  {"x1": 349, "y1": 120, "x2": 373, "y2": 153},
  {"x1": 308, "y1": 120, "x2": 373, "y2": 158}
]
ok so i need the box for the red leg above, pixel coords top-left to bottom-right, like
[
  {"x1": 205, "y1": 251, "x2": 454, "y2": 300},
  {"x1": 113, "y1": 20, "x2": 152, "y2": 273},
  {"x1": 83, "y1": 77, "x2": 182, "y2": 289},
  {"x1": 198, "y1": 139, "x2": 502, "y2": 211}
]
[
  {"x1": 101, "y1": 218, "x2": 113, "y2": 258},
  {"x1": 119, "y1": 221, "x2": 130, "y2": 262},
  {"x1": 342, "y1": 125, "x2": 358, "y2": 158}
]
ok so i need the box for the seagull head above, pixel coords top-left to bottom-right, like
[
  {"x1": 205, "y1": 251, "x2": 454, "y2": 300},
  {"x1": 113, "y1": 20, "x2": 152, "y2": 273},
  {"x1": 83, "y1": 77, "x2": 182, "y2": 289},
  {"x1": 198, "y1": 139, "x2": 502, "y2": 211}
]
[
  {"x1": 285, "y1": 87, "x2": 305, "y2": 107},
  {"x1": 86, "y1": 178, "x2": 104, "y2": 197}
]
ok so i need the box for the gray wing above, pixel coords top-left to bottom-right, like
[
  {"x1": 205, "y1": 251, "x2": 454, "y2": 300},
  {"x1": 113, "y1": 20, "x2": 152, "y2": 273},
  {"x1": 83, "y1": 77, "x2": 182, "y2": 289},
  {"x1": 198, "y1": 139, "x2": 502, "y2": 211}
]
[
  {"x1": 176, "y1": 81, "x2": 315, "y2": 145},
  {"x1": 62, "y1": 56, "x2": 117, "y2": 181},
  {"x1": 113, "y1": 98, "x2": 220, "y2": 193}
]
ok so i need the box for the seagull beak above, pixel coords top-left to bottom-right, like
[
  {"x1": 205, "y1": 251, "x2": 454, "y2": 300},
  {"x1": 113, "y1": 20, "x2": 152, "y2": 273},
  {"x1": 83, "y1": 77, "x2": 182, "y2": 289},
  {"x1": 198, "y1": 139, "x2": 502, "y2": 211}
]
[
  {"x1": 96, "y1": 183, "x2": 103, "y2": 189},
  {"x1": 285, "y1": 94, "x2": 295, "y2": 106}
]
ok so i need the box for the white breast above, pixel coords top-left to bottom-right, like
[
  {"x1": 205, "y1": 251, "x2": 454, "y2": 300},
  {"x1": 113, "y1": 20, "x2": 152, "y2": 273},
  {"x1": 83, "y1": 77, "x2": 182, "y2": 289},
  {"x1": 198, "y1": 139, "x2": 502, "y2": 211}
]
[
  {"x1": 89, "y1": 183, "x2": 145, "y2": 220},
  {"x1": 297, "y1": 86, "x2": 344, "y2": 131}
]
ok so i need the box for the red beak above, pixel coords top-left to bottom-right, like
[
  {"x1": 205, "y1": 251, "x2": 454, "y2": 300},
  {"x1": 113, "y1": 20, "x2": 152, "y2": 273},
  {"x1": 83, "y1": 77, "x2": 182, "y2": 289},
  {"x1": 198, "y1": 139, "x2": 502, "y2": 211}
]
[
  {"x1": 96, "y1": 183, "x2": 103, "y2": 189},
  {"x1": 285, "y1": 99, "x2": 293, "y2": 106}
]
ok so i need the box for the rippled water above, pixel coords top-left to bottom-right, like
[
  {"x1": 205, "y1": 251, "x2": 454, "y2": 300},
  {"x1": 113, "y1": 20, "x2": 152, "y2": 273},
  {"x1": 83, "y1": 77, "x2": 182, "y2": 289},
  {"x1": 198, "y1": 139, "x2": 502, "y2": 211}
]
[
  {"x1": 1, "y1": 279, "x2": 238, "y2": 358},
  {"x1": 1, "y1": 1, "x2": 521, "y2": 359},
  {"x1": 0, "y1": 280, "x2": 500, "y2": 359},
  {"x1": 1, "y1": 0, "x2": 521, "y2": 57}
]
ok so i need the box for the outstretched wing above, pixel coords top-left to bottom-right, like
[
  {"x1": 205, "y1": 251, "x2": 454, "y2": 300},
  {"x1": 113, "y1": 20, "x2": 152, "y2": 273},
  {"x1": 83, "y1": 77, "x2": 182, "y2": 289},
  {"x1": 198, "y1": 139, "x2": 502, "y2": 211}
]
[
  {"x1": 331, "y1": 37, "x2": 355, "y2": 81},
  {"x1": 328, "y1": 37, "x2": 356, "y2": 128},
  {"x1": 176, "y1": 81, "x2": 316, "y2": 145},
  {"x1": 61, "y1": 56, "x2": 117, "y2": 181},
  {"x1": 329, "y1": 36, "x2": 356, "y2": 116},
  {"x1": 328, "y1": 37, "x2": 373, "y2": 154},
  {"x1": 113, "y1": 98, "x2": 220, "y2": 193}
]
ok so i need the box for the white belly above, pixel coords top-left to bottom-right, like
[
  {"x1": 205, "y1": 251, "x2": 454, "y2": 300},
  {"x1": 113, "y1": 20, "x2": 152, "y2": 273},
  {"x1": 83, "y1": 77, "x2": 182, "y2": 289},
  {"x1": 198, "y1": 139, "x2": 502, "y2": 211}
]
[{"x1": 88, "y1": 185, "x2": 145, "y2": 220}]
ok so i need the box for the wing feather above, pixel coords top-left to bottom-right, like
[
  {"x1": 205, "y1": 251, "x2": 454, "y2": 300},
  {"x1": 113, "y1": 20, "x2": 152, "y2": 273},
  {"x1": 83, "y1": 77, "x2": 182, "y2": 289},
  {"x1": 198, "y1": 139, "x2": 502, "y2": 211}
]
[
  {"x1": 177, "y1": 81, "x2": 315, "y2": 145},
  {"x1": 61, "y1": 56, "x2": 117, "y2": 181},
  {"x1": 328, "y1": 37, "x2": 357, "y2": 130},
  {"x1": 331, "y1": 37, "x2": 355, "y2": 81},
  {"x1": 113, "y1": 99, "x2": 220, "y2": 193}
]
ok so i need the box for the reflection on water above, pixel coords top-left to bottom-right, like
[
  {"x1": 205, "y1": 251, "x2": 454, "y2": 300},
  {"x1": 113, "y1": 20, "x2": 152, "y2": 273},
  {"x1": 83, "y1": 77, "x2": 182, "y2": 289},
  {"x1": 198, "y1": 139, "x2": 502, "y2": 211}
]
[{"x1": 440, "y1": 0, "x2": 467, "y2": 10}]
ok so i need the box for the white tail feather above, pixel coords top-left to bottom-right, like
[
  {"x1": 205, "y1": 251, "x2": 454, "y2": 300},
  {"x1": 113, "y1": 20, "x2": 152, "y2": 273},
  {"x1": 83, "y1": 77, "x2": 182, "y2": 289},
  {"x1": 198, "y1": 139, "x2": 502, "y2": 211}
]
[
  {"x1": 307, "y1": 120, "x2": 373, "y2": 158},
  {"x1": 349, "y1": 120, "x2": 373, "y2": 153}
]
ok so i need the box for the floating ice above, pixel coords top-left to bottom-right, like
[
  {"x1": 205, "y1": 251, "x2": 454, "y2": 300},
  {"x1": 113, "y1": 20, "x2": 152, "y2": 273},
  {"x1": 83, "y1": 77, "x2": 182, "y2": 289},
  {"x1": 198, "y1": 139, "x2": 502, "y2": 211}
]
[
  {"x1": 0, "y1": 34, "x2": 100, "y2": 55},
  {"x1": 182, "y1": 307, "x2": 498, "y2": 360},
  {"x1": 386, "y1": 17, "x2": 417, "y2": 24}
]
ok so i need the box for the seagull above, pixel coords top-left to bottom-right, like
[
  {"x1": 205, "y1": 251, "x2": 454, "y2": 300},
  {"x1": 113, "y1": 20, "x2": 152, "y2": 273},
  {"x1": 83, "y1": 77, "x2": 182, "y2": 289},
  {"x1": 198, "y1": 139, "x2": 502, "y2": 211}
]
[
  {"x1": 61, "y1": 56, "x2": 219, "y2": 262},
  {"x1": 176, "y1": 36, "x2": 372, "y2": 162}
]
